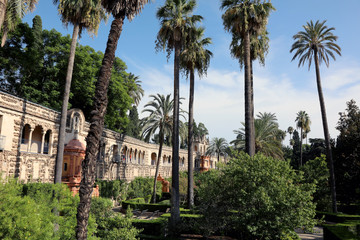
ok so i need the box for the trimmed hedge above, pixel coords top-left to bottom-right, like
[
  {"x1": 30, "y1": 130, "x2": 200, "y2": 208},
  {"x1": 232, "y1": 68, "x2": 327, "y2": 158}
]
[
  {"x1": 122, "y1": 198, "x2": 170, "y2": 212},
  {"x1": 317, "y1": 211, "x2": 360, "y2": 223},
  {"x1": 132, "y1": 217, "x2": 167, "y2": 236},
  {"x1": 323, "y1": 223, "x2": 360, "y2": 240}
]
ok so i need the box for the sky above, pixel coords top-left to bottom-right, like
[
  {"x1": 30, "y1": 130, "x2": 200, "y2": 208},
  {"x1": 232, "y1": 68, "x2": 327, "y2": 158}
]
[{"x1": 23, "y1": 0, "x2": 360, "y2": 145}]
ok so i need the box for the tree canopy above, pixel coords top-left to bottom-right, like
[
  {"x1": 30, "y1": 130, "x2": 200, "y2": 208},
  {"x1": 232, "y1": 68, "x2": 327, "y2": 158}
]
[{"x1": 0, "y1": 16, "x2": 137, "y2": 133}]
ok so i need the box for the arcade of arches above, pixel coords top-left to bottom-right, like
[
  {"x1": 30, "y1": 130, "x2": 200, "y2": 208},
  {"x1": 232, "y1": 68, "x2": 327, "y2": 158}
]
[{"x1": 0, "y1": 91, "x2": 223, "y2": 183}]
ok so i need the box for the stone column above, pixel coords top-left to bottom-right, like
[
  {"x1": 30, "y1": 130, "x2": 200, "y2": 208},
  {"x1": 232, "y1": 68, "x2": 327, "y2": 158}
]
[
  {"x1": 27, "y1": 128, "x2": 33, "y2": 152},
  {"x1": 40, "y1": 130, "x2": 45, "y2": 154}
]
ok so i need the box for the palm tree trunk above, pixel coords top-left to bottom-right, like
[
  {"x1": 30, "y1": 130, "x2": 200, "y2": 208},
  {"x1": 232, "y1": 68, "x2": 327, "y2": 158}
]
[
  {"x1": 314, "y1": 50, "x2": 337, "y2": 213},
  {"x1": 76, "y1": 16, "x2": 125, "y2": 240},
  {"x1": 244, "y1": 30, "x2": 255, "y2": 156},
  {"x1": 300, "y1": 127, "x2": 303, "y2": 167},
  {"x1": 170, "y1": 31, "x2": 181, "y2": 232},
  {"x1": 152, "y1": 129, "x2": 164, "y2": 203},
  {"x1": 0, "y1": 0, "x2": 7, "y2": 31},
  {"x1": 187, "y1": 68, "x2": 194, "y2": 208},
  {"x1": 55, "y1": 24, "x2": 79, "y2": 184}
]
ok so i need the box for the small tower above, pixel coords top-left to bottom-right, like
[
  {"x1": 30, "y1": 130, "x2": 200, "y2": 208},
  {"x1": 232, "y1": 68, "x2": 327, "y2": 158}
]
[{"x1": 61, "y1": 133, "x2": 99, "y2": 197}]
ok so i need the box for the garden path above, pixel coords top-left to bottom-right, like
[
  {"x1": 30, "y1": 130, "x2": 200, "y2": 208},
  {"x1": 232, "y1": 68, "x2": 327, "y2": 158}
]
[{"x1": 296, "y1": 226, "x2": 323, "y2": 240}]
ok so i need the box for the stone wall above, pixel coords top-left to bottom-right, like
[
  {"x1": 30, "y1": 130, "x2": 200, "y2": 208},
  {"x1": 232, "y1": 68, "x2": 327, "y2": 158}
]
[{"x1": 0, "y1": 91, "x2": 215, "y2": 183}]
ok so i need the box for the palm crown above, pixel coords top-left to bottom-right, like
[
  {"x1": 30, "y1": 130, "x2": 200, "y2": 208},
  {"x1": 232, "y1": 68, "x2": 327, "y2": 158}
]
[
  {"x1": 290, "y1": 20, "x2": 341, "y2": 69},
  {"x1": 180, "y1": 26, "x2": 213, "y2": 78},
  {"x1": 155, "y1": 0, "x2": 202, "y2": 58},
  {"x1": 54, "y1": 0, "x2": 107, "y2": 36}
]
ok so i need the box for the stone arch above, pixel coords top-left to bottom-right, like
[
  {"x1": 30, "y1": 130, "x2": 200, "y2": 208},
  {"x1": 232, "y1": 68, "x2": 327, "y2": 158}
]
[
  {"x1": 43, "y1": 129, "x2": 52, "y2": 154},
  {"x1": 163, "y1": 155, "x2": 167, "y2": 165},
  {"x1": 113, "y1": 145, "x2": 119, "y2": 162},
  {"x1": 20, "y1": 124, "x2": 31, "y2": 151},
  {"x1": 31, "y1": 125, "x2": 43, "y2": 153},
  {"x1": 134, "y1": 149, "x2": 138, "y2": 163},
  {"x1": 151, "y1": 152, "x2": 156, "y2": 166},
  {"x1": 138, "y1": 150, "x2": 142, "y2": 164},
  {"x1": 194, "y1": 145, "x2": 198, "y2": 152},
  {"x1": 129, "y1": 148, "x2": 134, "y2": 163},
  {"x1": 66, "y1": 109, "x2": 85, "y2": 132},
  {"x1": 168, "y1": 155, "x2": 171, "y2": 164},
  {"x1": 121, "y1": 146, "x2": 128, "y2": 162}
]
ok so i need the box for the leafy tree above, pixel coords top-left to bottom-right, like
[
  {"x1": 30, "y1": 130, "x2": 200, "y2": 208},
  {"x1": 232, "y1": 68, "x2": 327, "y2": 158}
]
[
  {"x1": 155, "y1": 0, "x2": 201, "y2": 229},
  {"x1": 232, "y1": 112, "x2": 284, "y2": 159},
  {"x1": 295, "y1": 110, "x2": 311, "y2": 166},
  {"x1": 301, "y1": 155, "x2": 331, "y2": 211},
  {"x1": 221, "y1": 0, "x2": 274, "y2": 157},
  {"x1": 0, "y1": 0, "x2": 38, "y2": 46},
  {"x1": 0, "y1": 20, "x2": 135, "y2": 132},
  {"x1": 53, "y1": 0, "x2": 107, "y2": 184},
  {"x1": 206, "y1": 137, "x2": 228, "y2": 163},
  {"x1": 141, "y1": 94, "x2": 175, "y2": 204},
  {"x1": 76, "y1": 0, "x2": 150, "y2": 237},
  {"x1": 180, "y1": 25, "x2": 212, "y2": 208},
  {"x1": 196, "y1": 152, "x2": 316, "y2": 239},
  {"x1": 291, "y1": 20, "x2": 341, "y2": 212},
  {"x1": 334, "y1": 100, "x2": 360, "y2": 205}
]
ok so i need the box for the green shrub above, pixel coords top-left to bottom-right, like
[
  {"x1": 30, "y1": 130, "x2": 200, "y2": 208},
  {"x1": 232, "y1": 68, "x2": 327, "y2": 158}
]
[
  {"x1": 90, "y1": 197, "x2": 114, "y2": 219},
  {"x1": 127, "y1": 177, "x2": 162, "y2": 201},
  {"x1": 195, "y1": 152, "x2": 317, "y2": 239},
  {"x1": 96, "y1": 179, "x2": 127, "y2": 202},
  {"x1": 96, "y1": 213, "x2": 141, "y2": 240},
  {"x1": 0, "y1": 179, "x2": 97, "y2": 240}
]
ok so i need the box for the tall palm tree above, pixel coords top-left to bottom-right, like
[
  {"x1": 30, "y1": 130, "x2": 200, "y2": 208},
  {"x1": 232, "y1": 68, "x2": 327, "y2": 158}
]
[
  {"x1": 141, "y1": 94, "x2": 175, "y2": 204},
  {"x1": 76, "y1": 1, "x2": 150, "y2": 239},
  {"x1": 291, "y1": 20, "x2": 341, "y2": 213},
  {"x1": 155, "y1": 0, "x2": 201, "y2": 228},
  {"x1": 180, "y1": 26, "x2": 212, "y2": 208},
  {"x1": 295, "y1": 110, "x2": 311, "y2": 167},
  {"x1": 0, "y1": 0, "x2": 38, "y2": 46},
  {"x1": 221, "y1": 0, "x2": 274, "y2": 157},
  {"x1": 53, "y1": 0, "x2": 106, "y2": 185},
  {"x1": 206, "y1": 137, "x2": 229, "y2": 163},
  {"x1": 232, "y1": 112, "x2": 284, "y2": 159}
]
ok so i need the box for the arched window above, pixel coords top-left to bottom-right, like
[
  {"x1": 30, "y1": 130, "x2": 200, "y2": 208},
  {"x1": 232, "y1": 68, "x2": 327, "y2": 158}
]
[
  {"x1": 43, "y1": 130, "x2": 51, "y2": 154},
  {"x1": 151, "y1": 153, "x2": 157, "y2": 165}
]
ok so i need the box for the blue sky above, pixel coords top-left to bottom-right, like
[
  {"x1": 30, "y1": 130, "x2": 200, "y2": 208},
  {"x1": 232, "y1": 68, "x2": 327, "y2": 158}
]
[{"x1": 23, "y1": 0, "x2": 360, "y2": 144}]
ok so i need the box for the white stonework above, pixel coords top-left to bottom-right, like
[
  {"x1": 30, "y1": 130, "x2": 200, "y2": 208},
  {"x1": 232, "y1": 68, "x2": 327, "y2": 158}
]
[{"x1": 0, "y1": 91, "x2": 217, "y2": 183}]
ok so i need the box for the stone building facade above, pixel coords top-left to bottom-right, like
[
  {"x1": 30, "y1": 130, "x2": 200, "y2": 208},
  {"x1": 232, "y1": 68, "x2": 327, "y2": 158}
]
[{"x1": 0, "y1": 91, "x2": 218, "y2": 183}]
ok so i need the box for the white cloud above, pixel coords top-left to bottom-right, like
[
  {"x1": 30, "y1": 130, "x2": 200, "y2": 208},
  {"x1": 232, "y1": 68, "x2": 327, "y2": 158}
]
[{"x1": 130, "y1": 56, "x2": 360, "y2": 146}]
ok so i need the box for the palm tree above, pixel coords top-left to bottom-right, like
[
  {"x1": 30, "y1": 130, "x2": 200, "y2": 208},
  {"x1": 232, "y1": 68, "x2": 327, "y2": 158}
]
[
  {"x1": 180, "y1": 26, "x2": 212, "y2": 208},
  {"x1": 53, "y1": 0, "x2": 106, "y2": 185},
  {"x1": 195, "y1": 122, "x2": 209, "y2": 139},
  {"x1": 76, "y1": 1, "x2": 150, "y2": 239},
  {"x1": 221, "y1": 0, "x2": 274, "y2": 157},
  {"x1": 287, "y1": 126, "x2": 294, "y2": 146},
  {"x1": 127, "y1": 73, "x2": 144, "y2": 106},
  {"x1": 291, "y1": 20, "x2": 341, "y2": 213},
  {"x1": 0, "y1": 0, "x2": 38, "y2": 46},
  {"x1": 141, "y1": 94, "x2": 175, "y2": 204},
  {"x1": 155, "y1": 0, "x2": 201, "y2": 228},
  {"x1": 206, "y1": 137, "x2": 229, "y2": 163},
  {"x1": 295, "y1": 110, "x2": 311, "y2": 166},
  {"x1": 232, "y1": 112, "x2": 284, "y2": 159}
]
